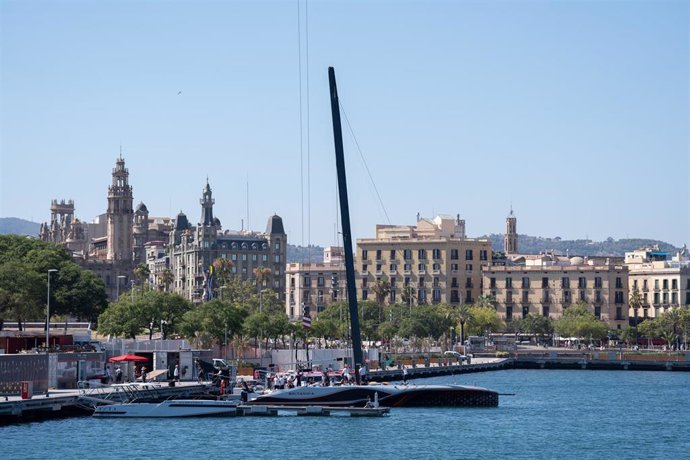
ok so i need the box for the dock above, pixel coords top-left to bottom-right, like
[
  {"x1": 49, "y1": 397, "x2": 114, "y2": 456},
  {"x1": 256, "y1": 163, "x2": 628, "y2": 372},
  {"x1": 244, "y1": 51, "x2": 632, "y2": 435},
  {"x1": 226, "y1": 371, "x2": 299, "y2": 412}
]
[
  {"x1": 236, "y1": 404, "x2": 389, "y2": 417},
  {"x1": 0, "y1": 382, "x2": 209, "y2": 424}
]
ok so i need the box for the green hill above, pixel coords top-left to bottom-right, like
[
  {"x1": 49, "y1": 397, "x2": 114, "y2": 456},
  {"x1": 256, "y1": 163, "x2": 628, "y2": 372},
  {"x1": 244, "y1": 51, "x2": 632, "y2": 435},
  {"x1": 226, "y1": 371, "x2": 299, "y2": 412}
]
[
  {"x1": 0, "y1": 217, "x2": 40, "y2": 236},
  {"x1": 482, "y1": 234, "x2": 680, "y2": 257}
]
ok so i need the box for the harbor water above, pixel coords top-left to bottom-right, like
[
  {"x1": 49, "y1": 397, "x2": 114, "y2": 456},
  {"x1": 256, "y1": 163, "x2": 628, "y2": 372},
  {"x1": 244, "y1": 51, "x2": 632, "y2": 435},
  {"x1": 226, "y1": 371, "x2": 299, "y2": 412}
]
[{"x1": 2, "y1": 369, "x2": 689, "y2": 459}]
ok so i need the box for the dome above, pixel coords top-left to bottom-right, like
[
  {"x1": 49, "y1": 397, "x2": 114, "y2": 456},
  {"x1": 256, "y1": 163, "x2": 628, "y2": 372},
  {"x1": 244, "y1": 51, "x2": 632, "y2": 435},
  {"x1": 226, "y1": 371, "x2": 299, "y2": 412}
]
[
  {"x1": 175, "y1": 211, "x2": 189, "y2": 231},
  {"x1": 570, "y1": 256, "x2": 584, "y2": 266},
  {"x1": 213, "y1": 217, "x2": 221, "y2": 227},
  {"x1": 136, "y1": 202, "x2": 148, "y2": 213}
]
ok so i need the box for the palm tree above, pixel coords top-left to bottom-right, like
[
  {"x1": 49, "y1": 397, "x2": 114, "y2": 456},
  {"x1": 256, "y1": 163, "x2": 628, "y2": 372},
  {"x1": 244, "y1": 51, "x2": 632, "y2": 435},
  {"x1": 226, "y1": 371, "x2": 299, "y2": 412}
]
[
  {"x1": 456, "y1": 304, "x2": 473, "y2": 345},
  {"x1": 253, "y1": 266, "x2": 272, "y2": 290},
  {"x1": 475, "y1": 294, "x2": 497, "y2": 309},
  {"x1": 372, "y1": 279, "x2": 391, "y2": 306},
  {"x1": 401, "y1": 285, "x2": 416, "y2": 311},
  {"x1": 212, "y1": 258, "x2": 234, "y2": 286},
  {"x1": 629, "y1": 288, "x2": 643, "y2": 344},
  {"x1": 158, "y1": 268, "x2": 174, "y2": 292},
  {"x1": 133, "y1": 263, "x2": 151, "y2": 288}
]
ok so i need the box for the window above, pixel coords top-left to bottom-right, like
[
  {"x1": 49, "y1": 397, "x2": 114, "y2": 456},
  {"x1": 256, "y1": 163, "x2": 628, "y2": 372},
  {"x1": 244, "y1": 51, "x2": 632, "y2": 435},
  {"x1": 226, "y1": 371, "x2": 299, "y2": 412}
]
[
  {"x1": 274, "y1": 255, "x2": 281, "y2": 263},
  {"x1": 303, "y1": 276, "x2": 311, "y2": 287},
  {"x1": 391, "y1": 277, "x2": 397, "y2": 288},
  {"x1": 362, "y1": 264, "x2": 368, "y2": 273},
  {"x1": 362, "y1": 278, "x2": 368, "y2": 288},
  {"x1": 563, "y1": 291, "x2": 571, "y2": 304},
  {"x1": 480, "y1": 250, "x2": 488, "y2": 261},
  {"x1": 317, "y1": 290, "x2": 324, "y2": 303},
  {"x1": 390, "y1": 290, "x2": 397, "y2": 303},
  {"x1": 595, "y1": 277, "x2": 602, "y2": 288},
  {"x1": 578, "y1": 277, "x2": 586, "y2": 289},
  {"x1": 451, "y1": 290, "x2": 460, "y2": 303},
  {"x1": 522, "y1": 306, "x2": 529, "y2": 318},
  {"x1": 450, "y1": 263, "x2": 459, "y2": 272},
  {"x1": 654, "y1": 279, "x2": 659, "y2": 289},
  {"x1": 579, "y1": 290, "x2": 586, "y2": 302},
  {"x1": 522, "y1": 277, "x2": 530, "y2": 289},
  {"x1": 615, "y1": 292, "x2": 624, "y2": 304},
  {"x1": 490, "y1": 277, "x2": 496, "y2": 288},
  {"x1": 376, "y1": 264, "x2": 382, "y2": 273},
  {"x1": 595, "y1": 291, "x2": 602, "y2": 303},
  {"x1": 390, "y1": 264, "x2": 398, "y2": 273},
  {"x1": 376, "y1": 249, "x2": 382, "y2": 261},
  {"x1": 522, "y1": 290, "x2": 529, "y2": 303},
  {"x1": 418, "y1": 249, "x2": 427, "y2": 260},
  {"x1": 506, "y1": 277, "x2": 513, "y2": 289},
  {"x1": 418, "y1": 288, "x2": 427, "y2": 303},
  {"x1": 506, "y1": 306, "x2": 513, "y2": 320},
  {"x1": 362, "y1": 290, "x2": 368, "y2": 300},
  {"x1": 465, "y1": 278, "x2": 473, "y2": 288},
  {"x1": 662, "y1": 279, "x2": 668, "y2": 290},
  {"x1": 432, "y1": 248, "x2": 441, "y2": 259},
  {"x1": 317, "y1": 276, "x2": 324, "y2": 287},
  {"x1": 418, "y1": 264, "x2": 426, "y2": 273},
  {"x1": 561, "y1": 277, "x2": 570, "y2": 289},
  {"x1": 671, "y1": 292, "x2": 677, "y2": 305},
  {"x1": 362, "y1": 250, "x2": 368, "y2": 260},
  {"x1": 542, "y1": 277, "x2": 549, "y2": 288},
  {"x1": 404, "y1": 249, "x2": 412, "y2": 260},
  {"x1": 404, "y1": 263, "x2": 412, "y2": 273},
  {"x1": 432, "y1": 288, "x2": 441, "y2": 302},
  {"x1": 419, "y1": 276, "x2": 425, "y2": 286},
  {"x1": 262, "y1": 255, "x2": 268, "y2": 262},
  {"x1": 672, "y1": 279, "x2": 678, "y2": 290},
  {"x1": 274, "y1": 242, "x2": 281, "y2": 250},
  {"x1": 542, "y1": 306, "x2": 549, "y2": 318},
  {"x1": 390, "y1": 250, "x2": 396, "y2": 260},
  {"x1": 616, "y1": 277, "x2": 623, "y2": 289},
  {"x1": 654, "y1": 292, "x2": 660, "y2": 304},
  {"x1": 450, "y1": 249, "x2": 459, "y2": 260},
  {"x1": 594, "y1": 306, "x2": 601, "y2": 319},
  {"x1": 433, "y1": 277, "x2": 440, "y2": 287},
  {"x1": 242, "y1": 254, "x2": 247, "y2": 261},
  {"x1": 616, "y1": 307, "x2": 623, "y2": 320},
  {"x1": 451, "y1": 278, "x2": 458, "y2": 288},
  {"x1": 466, "y1": 291, "x2": 473, "y2": 303},
  {"x1": 506, "y1": 291, "x2": 513, "y2": 304},
  {"x1": 465, "y1": 249, "x2": 473, "y2": 260},
  {"x1": 433, "y1": 263, "x2": 441, "y2": 272},
  {"x1": 404, "y1": 277, "x2": 411, "y2": 286}
]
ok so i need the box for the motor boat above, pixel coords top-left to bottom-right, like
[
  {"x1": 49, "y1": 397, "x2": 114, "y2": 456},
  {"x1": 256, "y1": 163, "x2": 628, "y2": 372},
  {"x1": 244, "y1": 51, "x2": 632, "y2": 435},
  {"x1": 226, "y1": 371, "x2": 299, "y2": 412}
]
[
  {"x1": 247, "y1": 383, "x2": 498, "y2": 408},
  {"x1": 93, "y1": 399, "x2": 240, "y2": 418}
]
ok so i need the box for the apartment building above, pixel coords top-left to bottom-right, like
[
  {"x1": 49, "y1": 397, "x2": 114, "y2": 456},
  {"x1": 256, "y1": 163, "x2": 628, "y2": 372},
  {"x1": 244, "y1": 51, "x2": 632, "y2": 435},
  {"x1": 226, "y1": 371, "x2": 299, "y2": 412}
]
[
  {"x1": 356, "y1": 215, "x2": 491, "y2": 306},
  {"x1": 625, "y1": 247, "x2": 690, "y2": 319},
  {"x1": 482, "y1": 255, "x2": 629, "y2": 329}
]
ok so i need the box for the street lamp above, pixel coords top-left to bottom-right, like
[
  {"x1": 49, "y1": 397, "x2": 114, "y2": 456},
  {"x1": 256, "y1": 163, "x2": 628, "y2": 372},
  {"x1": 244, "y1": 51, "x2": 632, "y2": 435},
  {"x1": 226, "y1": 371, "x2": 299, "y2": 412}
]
[
  {"x1": 116, "y1": 275, "x2": 126, "y2": 299},
  {"x1": 46, "y1": 269, "x2": 58, "y2": 351},
  {"x1": 130, "y1": 279, "x2": 135, "y2": 303}
]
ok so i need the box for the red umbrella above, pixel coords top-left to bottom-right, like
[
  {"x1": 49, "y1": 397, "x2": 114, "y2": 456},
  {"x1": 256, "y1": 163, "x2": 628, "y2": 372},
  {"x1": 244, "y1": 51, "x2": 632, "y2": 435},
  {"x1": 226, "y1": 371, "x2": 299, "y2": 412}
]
[{"x1": 108, "y1": 354, "x2": 149, "y2": 363}]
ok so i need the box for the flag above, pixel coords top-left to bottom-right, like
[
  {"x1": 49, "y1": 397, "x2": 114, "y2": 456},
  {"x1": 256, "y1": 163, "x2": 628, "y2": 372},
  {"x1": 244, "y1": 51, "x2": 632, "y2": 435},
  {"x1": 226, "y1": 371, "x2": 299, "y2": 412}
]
[{"x1": 302, "y1": 315, "x2": 312, "y2": 329}]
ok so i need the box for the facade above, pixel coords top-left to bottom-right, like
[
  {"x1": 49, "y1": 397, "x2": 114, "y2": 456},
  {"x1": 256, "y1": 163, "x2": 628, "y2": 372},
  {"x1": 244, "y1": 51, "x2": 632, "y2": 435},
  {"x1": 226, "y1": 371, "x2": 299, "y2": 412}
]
[
  {"x1": 625, "y1": 247, "x2": 690, "y2": 320},
  {"x1": 356, "y1": 215, "x2": 491, "y2": 306},
  {"x1": 482, "y1": 255, "x2": 629, "y2": 329},
  {"x1": 285, "y1": 247, "x2": 346, "y2": 319},
  {"x1": 168, "y1": 181, "x2": 287, "y2": 303},
  {"x1": 39, "y1": 156, "x2": 174, "y2": 300}
]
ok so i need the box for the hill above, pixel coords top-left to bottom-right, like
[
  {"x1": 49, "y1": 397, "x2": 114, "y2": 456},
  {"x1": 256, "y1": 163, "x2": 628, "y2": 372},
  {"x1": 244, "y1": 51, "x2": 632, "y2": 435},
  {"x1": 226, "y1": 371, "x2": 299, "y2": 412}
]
[
  {"x1": 0, "y1": 217, "x2": 40, "y2": 236},
  {"x1": 482, "y1": 234, "x2": 680, "y2": 257}
]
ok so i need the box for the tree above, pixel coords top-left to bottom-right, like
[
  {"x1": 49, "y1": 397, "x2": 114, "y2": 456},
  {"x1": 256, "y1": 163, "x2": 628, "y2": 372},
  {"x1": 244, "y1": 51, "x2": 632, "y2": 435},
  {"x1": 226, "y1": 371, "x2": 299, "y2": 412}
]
[
  {"x1": 212, "y1": 258, "x2": 234, "y2": 290},
  {"x1": 371, "y1": 279, "x2": 391, "y2": 306},
  {"x1": 521, "y1": 314, "x2": 554, "y2": 344},
  {"x1": 554, "y1": 304, "x2": 607, "y2": 342},
  {"x1": 253, "y1": 266, "x2": 272, "y2": 290},
  {"x1": 456, "y1": 304, "x2": 473, "y2": 344},
  {"x1": 158, "y1": 268, "x2": 174, "y2": 292},
  {"x1": 629, "y1": 288, "x2": 643, "y2": 326},
  {"x1": 401, "y1": 285, "x2": 416, "y2": 309},
  {"x1": 467, "y1": 306, "x2": 502, "y2": 337},
  {"x1": 133, "y1": 263, "x2": 151, "y2": 287},
  {"x1": 0, "y1": 261, "x2": 44, "y2": 330},
  {"x1": 475, "y1": 294, "x2": 497, "y2": 310}
]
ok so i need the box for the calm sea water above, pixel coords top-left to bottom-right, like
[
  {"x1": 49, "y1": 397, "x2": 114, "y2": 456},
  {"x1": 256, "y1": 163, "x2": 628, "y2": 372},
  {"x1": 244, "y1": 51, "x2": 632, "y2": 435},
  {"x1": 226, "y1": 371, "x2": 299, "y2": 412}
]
[{"x1": 2, "y1": 370, "x2": 689, "y2": 459}]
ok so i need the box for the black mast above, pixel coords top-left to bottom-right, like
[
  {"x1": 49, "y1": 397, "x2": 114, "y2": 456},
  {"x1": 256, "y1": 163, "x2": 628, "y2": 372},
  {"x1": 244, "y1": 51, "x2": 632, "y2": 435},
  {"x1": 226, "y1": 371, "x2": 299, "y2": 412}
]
[{"x1": 328, "y1": 67, "x2": 364, "y2": 379}]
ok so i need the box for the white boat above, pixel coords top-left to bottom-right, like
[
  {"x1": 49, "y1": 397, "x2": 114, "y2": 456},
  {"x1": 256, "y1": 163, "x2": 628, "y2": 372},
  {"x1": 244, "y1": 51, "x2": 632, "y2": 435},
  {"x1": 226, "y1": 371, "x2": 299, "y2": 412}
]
[{"x1": 93, "y1": 399, "x2": 240, "y2": 418}]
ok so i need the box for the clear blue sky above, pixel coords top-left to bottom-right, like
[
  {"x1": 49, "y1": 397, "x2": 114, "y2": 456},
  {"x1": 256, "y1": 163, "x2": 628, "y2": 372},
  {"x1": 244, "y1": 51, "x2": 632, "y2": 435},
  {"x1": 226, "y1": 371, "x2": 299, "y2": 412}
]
[{"x1": 1, "y1": 0, "x2": 688, "y2": 248}]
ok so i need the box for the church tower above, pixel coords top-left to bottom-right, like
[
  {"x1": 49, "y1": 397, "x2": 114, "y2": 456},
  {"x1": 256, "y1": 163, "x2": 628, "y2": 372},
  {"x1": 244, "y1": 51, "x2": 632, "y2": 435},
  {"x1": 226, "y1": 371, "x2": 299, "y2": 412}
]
[
  {"x1": 504, "y1": 208, "x2": 518, "y2": 254},
  {"x1": 200, "y1": 179, "x2": 214, "y2": 227},
  {"x1": 106, "y1": 156, "x2": 134, "y2": 261}
]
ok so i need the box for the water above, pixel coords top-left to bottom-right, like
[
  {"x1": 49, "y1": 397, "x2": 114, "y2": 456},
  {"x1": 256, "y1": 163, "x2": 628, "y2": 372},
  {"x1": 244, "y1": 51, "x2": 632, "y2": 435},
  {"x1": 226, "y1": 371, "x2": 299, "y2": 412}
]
[{"x1": 2, "y1": 370, "x2": 689, "y2": 459}]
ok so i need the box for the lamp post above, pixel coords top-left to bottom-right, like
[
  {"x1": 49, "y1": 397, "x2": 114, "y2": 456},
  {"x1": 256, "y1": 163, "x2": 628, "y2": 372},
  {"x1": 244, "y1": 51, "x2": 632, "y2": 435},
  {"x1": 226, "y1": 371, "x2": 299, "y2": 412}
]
[
  {"x1": 46, "y1": 269, "x2": 58, "y2": 351},
  {"x1": 450, "y1": 326, "x2": 455, "y2": 350},
  {"x1": 116, "y1": 275, "x2": 126, "y2": 299},
  {"x1": 130, "y1": 279, "x2": 135, "y2": 303}
]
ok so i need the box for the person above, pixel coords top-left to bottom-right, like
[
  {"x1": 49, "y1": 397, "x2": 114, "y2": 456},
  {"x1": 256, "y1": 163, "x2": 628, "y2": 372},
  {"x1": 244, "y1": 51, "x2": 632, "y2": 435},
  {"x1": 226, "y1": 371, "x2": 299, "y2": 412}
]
[
  {"x1": 173, "y1": 364, "x2": 180, "y2": 382},
  {"x1": 105, "y1": 366, "x2": 112, "y2": 384},
  {"x1": 402, "y1": 366, "x2": 408, "y2": 384},
  {"x1": 197, "y1": 367, "x2": 204, "y2": 384},
  {"x1": 296, "y1": 371, "x2": 302, "y2": 387},
  {"x1": 115, "y1": 366, "x2": 123, "y2": 384},
  {"x1": 342, "y1": 365, "x2": 350, "y2": 384},
  {"x1": 359, "y1": 363, "x2": 367, "y2": 384},
  {"x1": 322, "y1": 371, "x2": 330, "y2": 387},
  {"x1": 141, "y1": 366, "x2": 147, "y2": 383}
]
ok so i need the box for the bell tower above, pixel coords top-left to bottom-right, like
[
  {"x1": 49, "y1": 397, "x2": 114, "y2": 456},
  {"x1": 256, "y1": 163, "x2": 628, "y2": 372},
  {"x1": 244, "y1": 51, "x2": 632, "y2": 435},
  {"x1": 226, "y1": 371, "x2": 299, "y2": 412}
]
[
  {"x1": 504, "y1": 207, "x2": 518, "y2": 255},
  {"x1": 106, "y1": 155, "x2": 134, "y2": 261}
]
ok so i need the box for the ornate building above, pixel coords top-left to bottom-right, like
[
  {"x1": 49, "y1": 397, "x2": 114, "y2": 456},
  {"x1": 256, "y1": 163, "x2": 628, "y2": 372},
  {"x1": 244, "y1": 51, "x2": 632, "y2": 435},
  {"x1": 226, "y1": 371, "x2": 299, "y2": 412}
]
[
  {"x1": 168, "y1": 181, "x2": 287, "y2": 303},
  {"x1": 504, "y1": 208, "x2": 517, "y2": 255}
]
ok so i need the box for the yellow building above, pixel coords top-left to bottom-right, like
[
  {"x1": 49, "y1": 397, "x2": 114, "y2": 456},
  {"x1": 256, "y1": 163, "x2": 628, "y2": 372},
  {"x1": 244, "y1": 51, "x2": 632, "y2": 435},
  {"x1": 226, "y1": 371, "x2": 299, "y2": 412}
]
[
  {"x1": 482, "y1": 255, "x2": 629, "y2": 329},
  {"x1": 625, "y1": 247, "x2": 690, "y2": 320},
  {"x1": 285, "y1": 247, "x2": 346, "y2": 319},
  {"x1": 356, "y1": 215, "x2": 491, "y2": 306}
]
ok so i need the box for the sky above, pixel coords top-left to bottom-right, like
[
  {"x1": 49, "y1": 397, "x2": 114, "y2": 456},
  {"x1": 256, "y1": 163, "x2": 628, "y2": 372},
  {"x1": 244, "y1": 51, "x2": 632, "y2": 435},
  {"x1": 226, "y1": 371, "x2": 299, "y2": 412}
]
[{"x1": 1, "y1": 0, "x2": 688, "y2": 248}]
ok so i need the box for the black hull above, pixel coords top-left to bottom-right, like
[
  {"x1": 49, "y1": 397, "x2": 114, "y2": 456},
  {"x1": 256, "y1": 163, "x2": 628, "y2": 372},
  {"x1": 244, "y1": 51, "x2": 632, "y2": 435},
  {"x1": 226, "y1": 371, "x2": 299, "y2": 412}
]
[{"x1": 249, "y1": 385, "x2": 498, "y2": 408}]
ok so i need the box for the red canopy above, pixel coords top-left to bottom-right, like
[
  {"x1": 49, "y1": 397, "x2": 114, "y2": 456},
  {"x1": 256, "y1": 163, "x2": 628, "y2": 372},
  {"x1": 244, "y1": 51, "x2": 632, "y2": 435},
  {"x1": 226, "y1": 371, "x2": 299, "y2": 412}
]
[{"x1": 108, "y1": 354, "x2": 149, "y2": 363}]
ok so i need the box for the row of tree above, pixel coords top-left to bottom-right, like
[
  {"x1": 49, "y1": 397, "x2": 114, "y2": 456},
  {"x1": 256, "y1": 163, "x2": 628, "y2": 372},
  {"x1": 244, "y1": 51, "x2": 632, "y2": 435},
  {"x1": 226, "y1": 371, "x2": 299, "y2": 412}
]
[{"x1": 0, "y1": 235, "x2": 107, "y2": 328}]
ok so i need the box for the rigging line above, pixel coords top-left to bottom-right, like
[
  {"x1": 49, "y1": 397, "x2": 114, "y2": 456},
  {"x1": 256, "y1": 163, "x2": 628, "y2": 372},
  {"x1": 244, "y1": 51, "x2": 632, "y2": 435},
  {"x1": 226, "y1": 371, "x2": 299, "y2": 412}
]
[
  {"x1": 297, "y1": 0, "x2": 305, "y2": 261},
  {"x1": 338, "y1": 100, "x2": 392, "y2": 225},
  {"x1": 306, "y1": 0, "x2": 311, "y2": 264}
]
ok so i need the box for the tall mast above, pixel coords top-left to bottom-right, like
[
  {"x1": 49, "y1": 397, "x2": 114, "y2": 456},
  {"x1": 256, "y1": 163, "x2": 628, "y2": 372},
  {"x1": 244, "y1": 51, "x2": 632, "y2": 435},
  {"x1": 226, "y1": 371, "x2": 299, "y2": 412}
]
[{"x1": 328, "y1": 67, "x2": 364, "y2": 377}]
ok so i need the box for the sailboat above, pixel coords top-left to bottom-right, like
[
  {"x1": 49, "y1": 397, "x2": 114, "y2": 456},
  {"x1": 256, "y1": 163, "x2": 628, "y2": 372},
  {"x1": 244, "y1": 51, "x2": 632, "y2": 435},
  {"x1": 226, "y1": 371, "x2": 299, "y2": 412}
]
[{"x1": 250, "y1": 68, "x2": 499, "y2": 408}]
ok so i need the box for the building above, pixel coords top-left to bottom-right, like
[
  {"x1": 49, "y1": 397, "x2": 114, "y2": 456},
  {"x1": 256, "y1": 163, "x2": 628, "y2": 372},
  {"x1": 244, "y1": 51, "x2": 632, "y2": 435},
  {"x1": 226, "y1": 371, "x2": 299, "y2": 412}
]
[
  {"x1": 482, "y1": 254, "x2": 629, "y2": 329},
  {"x1": 504, "y1": 208, "x2": 517, "y2": 254},
  {"x1": 168, "y1": 181, "x2": 287, "y2": 303},
  {"x1": 625, "y1": 246, "x2": 690, "y2": 320},
  {"x1": 285, "y1": 247, "x2": 346, "y2": 319},
  {"x1": 356, "y1": 215, "x2": 491, "y2": 306}
]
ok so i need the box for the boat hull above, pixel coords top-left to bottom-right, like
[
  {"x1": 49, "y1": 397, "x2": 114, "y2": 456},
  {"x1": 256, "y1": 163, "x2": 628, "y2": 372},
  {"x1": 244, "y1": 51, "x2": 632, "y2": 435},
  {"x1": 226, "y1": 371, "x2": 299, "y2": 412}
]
[
  {"x1": 93, "y1": 400, "x2": 239, "y2": 418},
  {"x1": 248, "y1": 384, "x2": 498, "y2": 408}
]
